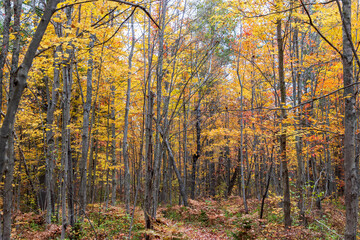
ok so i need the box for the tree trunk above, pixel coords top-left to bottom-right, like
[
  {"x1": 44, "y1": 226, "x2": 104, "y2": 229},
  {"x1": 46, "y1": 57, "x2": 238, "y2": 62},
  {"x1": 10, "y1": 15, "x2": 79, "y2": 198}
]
[
  {"x1": 191, "y1": 98, "x2": 201, "y2": 199},
  {"x1": 123, "y1": 15, "x2": 135, "y2": 212},
  {"x1": 163, "y1": 136, "x2": 188, "y2": 206},
  {"x1": 61, "y1": 60, "x2": 73, "y2": 239},
  {"x1": 342, "y1": 0, "x2": 358, "y2": 238},
  {"x1": 2, "y1": 1, "x2": 22, "y2": 236},
  {"x1": 79, "y1": 35, "x2": 95, "y2": 216},
  {"x1": 152, "y1": 0, "x2": 167, "y2": 219},
  {"x1": 45, "y1": 46, "x2": 61, "y2": 225},
  {"x1": 0, "y1": 0, "x2": 59, "y2": 177},
  {"x1": 277, "y1": 19, "x2": 291, "y2": 228},
  {"x1": 0, "y1": 0, "x2": 11, "y2": 118},
  {"x1": 144, "y1": 91, "x2": 154, "y2": 231}
]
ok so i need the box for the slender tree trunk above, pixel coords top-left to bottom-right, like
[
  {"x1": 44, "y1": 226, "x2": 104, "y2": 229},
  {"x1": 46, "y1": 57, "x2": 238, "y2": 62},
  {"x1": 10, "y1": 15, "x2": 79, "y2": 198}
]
[
  {"x1": 123, "y1": 15, "x2": 135, "y2": 213},
  {"x1": 152, "y1": 0, "x2": 167, "y2": 218},
  {"x1": 191, "y1": 98, "x2": 201, "y2": 199},
  {"x1": 110, "y1": 84, "x2": 117, "y2": 206},
  {"x1": 79, "y1": 35, "x2": 95, "y2": 216},
  {"x1": 342, "y1": 0, "x2": 358, "y2": 238},
  {"x1": 163, "y1": 136, "x2": 188, "y2": 206},
  {"x1": 45, "y1": 47, "x2": 60, "y2": 225},
  {"x1": 277, "y1": 19, "x2": 291, "y2": 228},
  {"x1": 2, "y1": 1, "x2": 22, "y2": 236},
  {"x1": 0, "y1": 0, "x2": 59, "y2": 178},
  {"x1": 61, "y1": 62, "x2": 72, "y2": 239},
  {"x1": 236, "y1": 45, "x2": 248, "y2": 213},
  {"x1": 144, "y1": 91, "x2": 154, "y2": 231},
  {"x1": 67, "y1": 141, "x2": 75, "y2": 227},
  {"x1": 2, "y1": 136, "x2": 14, "y2": 240},
  {"x1": 0, "y1": 0, "x2": 11, "y2": 118},
  {"x1": 183, "y1": 96, "x2": 188, "y2": 197}
]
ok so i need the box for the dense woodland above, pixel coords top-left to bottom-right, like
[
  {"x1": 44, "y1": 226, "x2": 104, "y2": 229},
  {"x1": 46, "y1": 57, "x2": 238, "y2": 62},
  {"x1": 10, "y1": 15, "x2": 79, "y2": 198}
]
[{"x1": 0, "y1": 0, "x2": 359, "y2": 238}]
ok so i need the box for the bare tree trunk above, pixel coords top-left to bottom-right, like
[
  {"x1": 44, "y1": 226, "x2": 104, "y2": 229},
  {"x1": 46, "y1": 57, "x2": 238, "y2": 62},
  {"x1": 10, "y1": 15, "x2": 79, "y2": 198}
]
[
  {"x1": 0, "y1": 0, "x2": 11, "y2": 118},
  {"x1": 152, "y1": 0, "x2": 167, "y2": 218},
  {"x1": 110, "y1": 84, "x2": 117, "y2": 207},
  {"x1": 3, "y1": 1, "x2": 22, "y2": 236},
  {"x1": 0, "y1": 0, "x2": 59, "y2": 178},
  {"x1": 277, "y1": 19, "x2": 291, "y2": 228},
  {"x1": 123, "y1": 15, "x2": 135, "y2": 213},
  {"x1": 342, "y1": 0, "x2": 358, "y2": 238},
  {"x1": 45, "y1": 47, "x2": 60, "y2": 225},
  {"x1": 183, "y1": 96, "x2": 189, "y2": 197},
  {"x1": 144, "y1": 5, "x2": 155, "y2": 232},
  {"x1": 144, "y1": 91, "x2": 154, "y2": 231},
  {"x1": 163, "y1": 135, "x2": 188, "y2": 206},
  {"x1": 291, "y1": 22, "x2": 306, "y2": 226},
  {"x1": 2, "y1": 136, "x2": 14, "y2": 240},
  {"x1": 61, "y1": 63, "x2": 72, "y2": 239},
  {"x1": 236, "y1": 45, "x2": 248, "y2": 213},
  {"x1": 67, "y1": 142, "x2": 75, "y2": 228},
  {"x1": 87, "y1": 46, "x2": 102, "y2": 205},
  {"x1": 191, "y1": 98, "x2": 201, "y2": 199},
  {"x1": 79, "y1": 35, "x2": 95, "y2": 216}
]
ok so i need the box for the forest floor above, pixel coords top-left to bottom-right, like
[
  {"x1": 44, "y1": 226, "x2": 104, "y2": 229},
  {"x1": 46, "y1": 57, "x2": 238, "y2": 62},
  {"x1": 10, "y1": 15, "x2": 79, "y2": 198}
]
[{"x1": 12, "y1": 195, "x2": 347, "y2": 239}]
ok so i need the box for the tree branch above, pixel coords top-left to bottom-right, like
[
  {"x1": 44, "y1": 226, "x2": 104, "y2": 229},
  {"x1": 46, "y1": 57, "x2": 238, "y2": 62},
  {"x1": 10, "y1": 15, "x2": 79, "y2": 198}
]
[{"x1": 299, "y1": 0, "x2": 343, "y2": 57}]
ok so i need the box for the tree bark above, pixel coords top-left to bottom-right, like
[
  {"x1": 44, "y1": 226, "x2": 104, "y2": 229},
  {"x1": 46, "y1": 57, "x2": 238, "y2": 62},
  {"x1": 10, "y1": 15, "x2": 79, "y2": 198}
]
[
  {"x1": 152, "y1": 0, "x2": 167, "y2": 218},
  {"x1": 45, "y1": 46, "x2": 61, "y2": 225},
  {"x1": 3, "y1": 1, "x2": 23, "y2": 237},
  {"x1": 123, "y1": 15, "x2": 135, "y2": 213},
  {"x1": 61, "y1": 61, "x2": 73, "y2": 239},
  {"x1": 163, "y1": 136, "x2": 188, "y2": 206},
  {"x1": 79, "y1": 35, "x2": 95, "y2": 216},
  {"x1": 191, "y1": 98, "x2": 201, "y2": 199},
  {"x1": 144, "y1": 91, "x2": 154, "y2": 231},
  {"x1": 0, "y1": 0, "x2": 11, "y2": 118},
  {"x1": 277, "y1": 19, "x2": 291, "y2": 228},
  {"x1": 0, "y1": 0, "x2": 59, "y2": 178},
  {"x1": 342, "y1": 0, "x2": 358, "y2": 238}
]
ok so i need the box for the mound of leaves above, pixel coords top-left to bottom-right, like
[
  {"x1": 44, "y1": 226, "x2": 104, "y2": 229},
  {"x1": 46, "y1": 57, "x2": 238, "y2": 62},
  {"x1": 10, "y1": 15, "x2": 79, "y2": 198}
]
[{"x1": 12, "y1": 211, "x2": 61, "y2": 240}]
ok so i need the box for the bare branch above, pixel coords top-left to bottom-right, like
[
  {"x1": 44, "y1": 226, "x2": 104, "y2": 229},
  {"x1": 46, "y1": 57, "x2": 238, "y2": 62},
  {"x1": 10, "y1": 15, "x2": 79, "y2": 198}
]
[
  {"x1": 335, "y1": 0, "x2": 360, "y2": 68},
  {"x1": 299, "y1": 0, "x2": 343, "y2": 57}
]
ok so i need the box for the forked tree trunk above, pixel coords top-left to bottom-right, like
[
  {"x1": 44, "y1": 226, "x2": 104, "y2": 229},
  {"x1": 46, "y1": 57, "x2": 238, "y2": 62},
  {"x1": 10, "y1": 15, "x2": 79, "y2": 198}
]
[{"x1": 0, "y1": 0, "x2": 59, "y2": 178}]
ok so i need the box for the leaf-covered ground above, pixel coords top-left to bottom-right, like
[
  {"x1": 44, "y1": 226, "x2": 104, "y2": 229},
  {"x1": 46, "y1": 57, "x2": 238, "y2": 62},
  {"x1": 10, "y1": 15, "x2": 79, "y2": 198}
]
[{"x1": 12, "y1": 196, "x2": 346, "y2": 239}]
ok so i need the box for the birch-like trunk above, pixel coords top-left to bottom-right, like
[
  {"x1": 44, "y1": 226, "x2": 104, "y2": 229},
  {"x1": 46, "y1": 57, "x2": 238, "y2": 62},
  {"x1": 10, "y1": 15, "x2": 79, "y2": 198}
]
[
  {"x1": 79, "y1": 35, "x2": 95, "y2": 216},
  {"x1": 152, "y1": 0, "x2": 168, "y2": 218},
  {"x1": 123, "y1": 15, "x2": 136, "y2": 212},
  {"x1": 45, "y1": 46, "x2": 61, "y2": 225}
]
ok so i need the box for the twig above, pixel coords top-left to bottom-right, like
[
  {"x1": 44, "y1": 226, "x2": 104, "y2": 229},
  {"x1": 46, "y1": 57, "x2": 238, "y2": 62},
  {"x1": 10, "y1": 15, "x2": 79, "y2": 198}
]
[
  {"x1": 299, "y1": 0, "x2": 343, "y2": 57},
  {"x1": 80, "y1": 209, "x2": 98, "y2": 240},
  {"x1": 94, "y1": 8, "x2": 136, "y2": 47},
  {"x1": 314, "y1": 219, "x2": 342, "y2": 239}
]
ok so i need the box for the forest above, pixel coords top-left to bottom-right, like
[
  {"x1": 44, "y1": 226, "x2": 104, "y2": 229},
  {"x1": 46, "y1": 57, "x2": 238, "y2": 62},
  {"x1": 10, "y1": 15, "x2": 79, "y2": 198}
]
[{"x1": 0, "y1": 0, "x2": 359, "y2": 238}]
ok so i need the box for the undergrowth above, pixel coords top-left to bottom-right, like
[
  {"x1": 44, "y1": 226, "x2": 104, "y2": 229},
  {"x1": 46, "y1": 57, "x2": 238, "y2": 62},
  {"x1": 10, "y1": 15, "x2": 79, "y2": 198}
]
[{"x1": 10, "y1": 196, "x2": 349, "y2": 239}]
